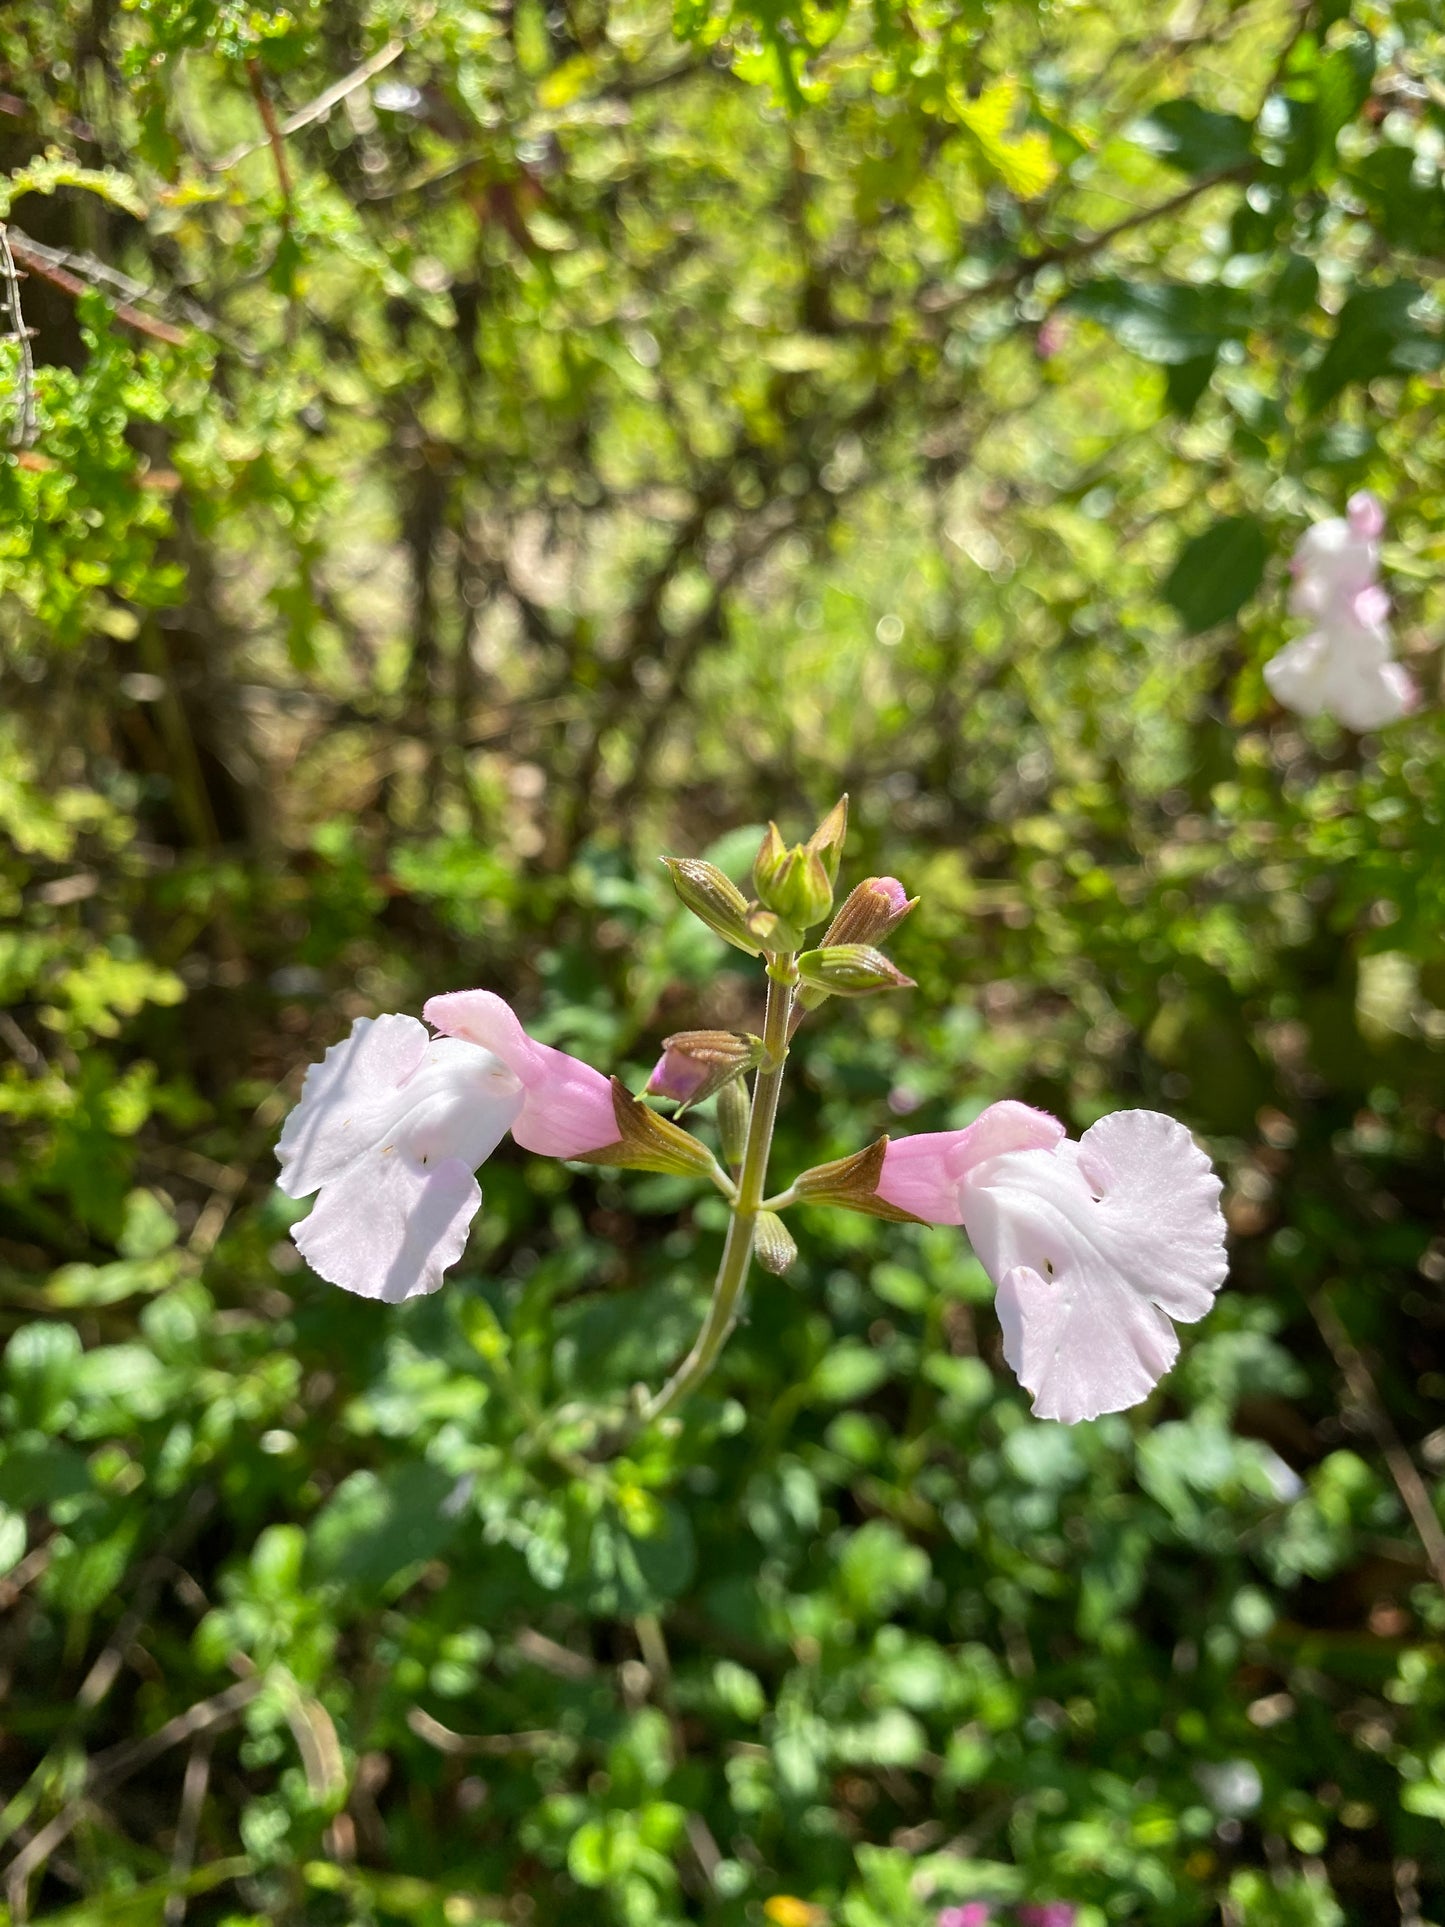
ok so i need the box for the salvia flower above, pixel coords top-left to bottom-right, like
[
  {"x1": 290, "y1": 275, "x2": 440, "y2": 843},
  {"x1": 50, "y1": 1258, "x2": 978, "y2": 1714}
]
[
  {"x1": 877, "y1": 1105, "x2": 1227, "y2": 1423},
  {"x1": 276, "y1": 993, "x2": 618, "y2": 1301},
  {"x1": 1266, "y1": 490, "x2": 1417, "y2": 730},
  {"x1": 937, "y1": 1905, "x2": 994, "y2": 1927}
]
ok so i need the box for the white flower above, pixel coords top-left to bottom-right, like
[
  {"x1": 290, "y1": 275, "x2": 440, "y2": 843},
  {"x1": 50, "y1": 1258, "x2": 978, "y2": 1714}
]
[
  {"x1": 878, "y1": 1105, "x2": 1228, "y2": 1422},
  {"x1": 276, "y1": 996, "x2": 623, "y2": 1303},
  {"x1": 1264, "y1": 612, "x2": 1417, "y2": 732},
  {"x1": 276, "y1": 1014, "x2": 525, "y2": 1302},
  {"x1": 1268, "y1": 492, "x2": 1417, "y2": 731},
  {"x1": 957, "y1": 1110, "x2": 1228, "y2": 1424}
]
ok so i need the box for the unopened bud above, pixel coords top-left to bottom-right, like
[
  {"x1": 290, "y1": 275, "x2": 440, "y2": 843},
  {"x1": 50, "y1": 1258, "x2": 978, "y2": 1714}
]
[
  {"x1": 583, "y1": 1077, "x2": 723, "y2": 1180},
  {"x1": 662, "y1": 857, "x2": 761, "y2": 956},
  {"x1": 796, "y1": 943, "x2": 915, "y2": 997},
  {"x1": 716, "y1": 1076, "x2": 751, "y2": 1166},
  {"x1": 791, "y1": 1135, "x2": 925, "y2": 1223},
  {"x1": 753, "y1": 1210, "x2": 798, "y2": 1275},
  {"x1": 646, "y1": 1029, "x2": 761, "y2": 1111},
  {"x1": 755, "y1": 845, "x2": 833, "y2": 936},
  {"x1": 752, "y1": 822, "x2": 788, "y2": 898},
  {"x1": 804, "y1": 794, "x2": 849, "y2": 888},
  {"x1": 819, "y1": 875, "x2": 917, "y2": 950}
]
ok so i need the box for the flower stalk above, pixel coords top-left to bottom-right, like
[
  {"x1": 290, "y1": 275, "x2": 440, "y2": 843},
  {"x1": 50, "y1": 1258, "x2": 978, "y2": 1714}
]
[{"x1": 643, "y1": 957, "x2": 797, "y2": 1422}]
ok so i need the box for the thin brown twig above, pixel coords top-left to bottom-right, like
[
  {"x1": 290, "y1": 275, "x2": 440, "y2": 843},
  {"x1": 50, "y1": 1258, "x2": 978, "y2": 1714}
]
[
  {"x1": 5, "y1": 228, "x2": 253, "y2": 359},
  {"x1": 405, "y1": 1706, "x2": 559, "y2": 1756},
  {"x1": 0, "y1": 222, "x2": 37, "y2": 445},
  {"x1": 246, "y1": 60, "x2": 295, "y2": 225},
  {"x1": 1309, "y1": 1290, "x2": 1445, "y2": 1597},
  {"x1": 4, "y1": 234, "x2": 187, "y2": 346},
  {"x1": 3, "y1": 1677, "x2": 263, "y2": 1911},
  {"x1": 213, "y1": 38, "x2": 405, "y2": 170},
  {"x1": 162, "y1": 1738, "x2": 212, "y2": 1927},
  {"x1": 920, "y1": 162, "x2": 1254, "y2": 317}
]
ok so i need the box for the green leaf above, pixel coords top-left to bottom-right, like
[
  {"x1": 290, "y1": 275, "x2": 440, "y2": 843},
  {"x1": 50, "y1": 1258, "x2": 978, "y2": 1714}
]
[
  {"x1": 307, "y1": 1463, "x2": 461, "y2": 1590},
  {"x1": 948, "y1": 80, "x2": 1058, "y2": 199},
  {"x1": 1314, "y1": 31, "x2": 1375, "y2": 155},
  {"x1": 808, "y1": 1342, "x2": 890, "y2": 1403},
  {"x1": 1131, "y1": 99, "x2": 1254, "y2": 174},
  {"x1": 0, "y1": 1442, "x2": 91, "y2": 1509},
  {"x1": 1163, "y1": 516, "x2": 1267, "y2": 633},
  {"x1": 1165, "y1": 352, "x2": 1218, "y2": 418},
  {"x1": 1304, "y1": 282, "x2": 1444, "y2": 410},
  {"x1": 3, "y1": 1320, "x2": 82, "y2": 1431},
  {"x1": 575, "y1": 1498, "x2": 697, "y2": 1615},
  {"x1": 1068, "y1": 278, "x2": 1245, "y2": 364}
]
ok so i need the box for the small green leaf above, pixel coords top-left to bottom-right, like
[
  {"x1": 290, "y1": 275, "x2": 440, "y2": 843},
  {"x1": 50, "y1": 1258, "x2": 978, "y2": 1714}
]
[
  {"x1": 1068, "y1": 278, "x2": 1244, "y2": 364},
  {"x1": 1304, "y1": 282, "x2": 1443, "y2": 410},
  {"x1": 1131, "y1": 99, "x2": 1254, "y2": 174},
  {"x1": 307, "y1": 1463, "x2": 461, "y2": 1590},
  {"x1": 1163, "y1": 516, "x2": 1267, "y2": 633},
  {"x1": 1315, "y1": 31, "x2": 1375, "y2": 154}
]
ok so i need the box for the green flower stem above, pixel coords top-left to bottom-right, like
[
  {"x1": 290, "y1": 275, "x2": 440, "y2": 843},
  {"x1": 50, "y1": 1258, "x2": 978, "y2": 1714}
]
[{"x1": 643, "y1": 959, "x2": 797, "y2": 1423}]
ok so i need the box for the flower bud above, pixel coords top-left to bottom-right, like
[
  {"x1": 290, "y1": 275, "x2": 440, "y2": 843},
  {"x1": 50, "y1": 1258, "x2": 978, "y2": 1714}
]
[
  {"x1": 796, "y1": 943, "x2": 916, "y2": 997},
  {"x1": 819, "y1": 875, "x2": 917, "y2": 950},
  {"x1": 716, "y1": 1075, "x2": 751, "y2": 1166},
  {"x1": 752, "y1": 824, "x2": 834, "y2": 937},
  {"x1": 662, "y1": 857, "x2": 761, "y2": 956},
  {"x1": 791, "y1": 1134, "x2": 926, "y2": 1222},
  {"x1": 752, "y1": 821, "x2": 788, "y2": 898},
  {"x1": 753, "y1": 1210, "x2": 798, "y2": 1275},
  {"x1": 646, "y1": 1029, "x2": 762, "y2": 1111},
  {"x1": 803, "y1": 794, "x2": 848, "y2": 887}
]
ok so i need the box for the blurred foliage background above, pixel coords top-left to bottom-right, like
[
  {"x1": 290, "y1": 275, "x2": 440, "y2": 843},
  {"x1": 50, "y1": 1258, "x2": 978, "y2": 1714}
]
[{"x1": 2, "y1": 0, "x2": 1445, "y2": 1922}]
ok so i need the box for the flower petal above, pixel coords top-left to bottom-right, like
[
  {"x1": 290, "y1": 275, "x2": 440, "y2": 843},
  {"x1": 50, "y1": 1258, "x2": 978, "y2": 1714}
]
[
  {"x1": 276, "y1": 1016, "x2": 524, "y2": 1203},
  {"x1": 1287, "y1": 517, "x2": 1377, "y2": 613},
  {"x1": 876, "y1": 1101, "x2": 1065, "y2": 1225},
  {"x1": 1324, "y1": 654, "x2": 1416, "y2": 731},
  {"x1": 276, "y1": 1013, "x2": 430, "y2": 1198},
  {"x1": 291, "y1": 1150, "x2": 481, "y2": 1302},
  {"x1": 961, "y1": 1110, "x2": 1226, "y2": 1422},
  {"x1": 424, "y1": 987, "x2": 619, "y2": 1158},
  {"x1": 1263, "y1": 632, "x2": 1331, "y2": 716}
]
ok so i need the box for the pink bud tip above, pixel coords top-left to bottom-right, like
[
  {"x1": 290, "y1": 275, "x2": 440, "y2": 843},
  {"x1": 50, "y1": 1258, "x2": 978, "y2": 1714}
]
[
  {"x1": 869, "y1": 876, "x2": 911, "y2": 914},
  {"x1": 1346, "y1": 490, "x2": 1386, "y2": 540},
  {"x1": 646, "y1": 1048, "x2": 711, "y2": 1105},
  {"x1": 938, "y1": 1907, "x2": 994, "y2": 1927}
]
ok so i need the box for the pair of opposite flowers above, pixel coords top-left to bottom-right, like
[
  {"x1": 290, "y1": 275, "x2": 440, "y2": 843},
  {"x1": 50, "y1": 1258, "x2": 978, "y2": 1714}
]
[{"x1": 276, "y1": 978, "x2": 1228, "y2": 1427}]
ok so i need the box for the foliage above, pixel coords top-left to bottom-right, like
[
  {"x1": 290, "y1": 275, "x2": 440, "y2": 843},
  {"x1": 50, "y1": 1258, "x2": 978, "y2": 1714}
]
[{"x1": 2, "y1": 0, "x2": 1444, "y2": 1923}]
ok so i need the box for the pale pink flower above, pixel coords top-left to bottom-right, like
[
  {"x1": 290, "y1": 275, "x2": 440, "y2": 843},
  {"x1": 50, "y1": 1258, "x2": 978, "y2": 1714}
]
[
  {"x1": 1264, "y1": 619, "x2": 1418, "y2": 731},
  {"x1": 876, "y1": 1100, "x2": 1065, "y2": 1224},
  {"x1": 424, "y1": 989, "x2": 619, "y2": 1157},
  {"x1": 1286, "y1": 510, "x2": 1379, "y2": 620},
  {"x1": 276, "y1": 996, "x2": 618, "y2": 1301},
  {"x1": 1270, "y1": 493, "x2": 1416, "y2": 730},
  {"x1": 879, "y1": 1106, "x2": 1227, "y2": 1423},
  {"x1": 938, "y1": 1906, "x2": 994, "y2": 1927}
]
